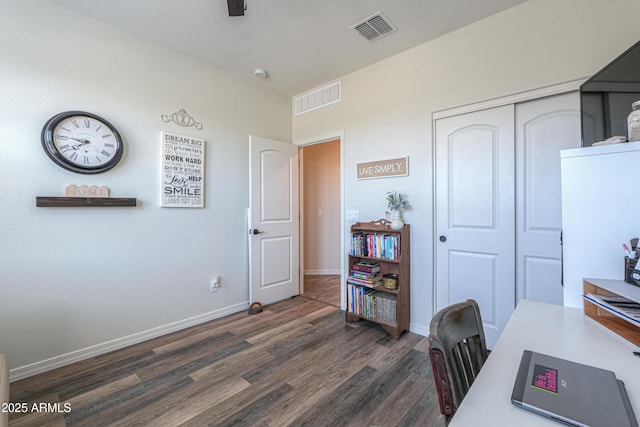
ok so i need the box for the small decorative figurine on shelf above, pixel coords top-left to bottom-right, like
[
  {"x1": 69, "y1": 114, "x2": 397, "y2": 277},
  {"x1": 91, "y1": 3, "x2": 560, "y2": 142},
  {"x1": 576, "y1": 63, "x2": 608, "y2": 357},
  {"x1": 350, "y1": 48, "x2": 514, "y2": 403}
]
[{"x1": 386, "y1": 190, "x2": 410, "y2": 230}]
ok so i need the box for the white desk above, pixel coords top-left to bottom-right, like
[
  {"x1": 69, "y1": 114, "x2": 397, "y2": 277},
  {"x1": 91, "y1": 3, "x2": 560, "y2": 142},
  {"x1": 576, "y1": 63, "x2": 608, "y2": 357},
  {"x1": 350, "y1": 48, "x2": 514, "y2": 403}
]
[{"x1": 449, "y1": 299, "x2": 640, "y2": 426}]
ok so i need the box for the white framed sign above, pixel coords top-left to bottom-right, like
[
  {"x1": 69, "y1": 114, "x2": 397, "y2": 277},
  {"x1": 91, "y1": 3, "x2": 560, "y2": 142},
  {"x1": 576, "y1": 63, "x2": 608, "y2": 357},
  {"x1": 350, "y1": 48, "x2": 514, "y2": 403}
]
[{"x1": 160, "y1": 131, "x2": 205, "y2": 207}]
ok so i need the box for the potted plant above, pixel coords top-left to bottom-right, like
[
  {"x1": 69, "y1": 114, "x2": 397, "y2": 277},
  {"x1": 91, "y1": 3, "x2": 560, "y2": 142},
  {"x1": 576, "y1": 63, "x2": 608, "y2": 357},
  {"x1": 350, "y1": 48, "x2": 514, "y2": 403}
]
[{"x1": 386, "y1": 191, "x2": 410, "y2": 230}]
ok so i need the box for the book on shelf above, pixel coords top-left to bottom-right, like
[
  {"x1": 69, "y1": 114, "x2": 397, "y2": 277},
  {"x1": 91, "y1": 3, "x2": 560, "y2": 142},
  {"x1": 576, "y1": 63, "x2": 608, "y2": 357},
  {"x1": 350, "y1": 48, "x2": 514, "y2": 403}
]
[
  {"x1": 347, "y1": 275, "x2": 382, "y2": 287},
  {"x1": 350, "y1": 231, "x2": 400, "y2": 260},
  {"x1": 347, "y1": 284, "x2": 397, "y2": 323},
  {"x1": 351, "y1": 261, "x2": 381, "y2": 274},
  {"x1": 350, "y1": 271, "x2": 377, "y2": 280}
]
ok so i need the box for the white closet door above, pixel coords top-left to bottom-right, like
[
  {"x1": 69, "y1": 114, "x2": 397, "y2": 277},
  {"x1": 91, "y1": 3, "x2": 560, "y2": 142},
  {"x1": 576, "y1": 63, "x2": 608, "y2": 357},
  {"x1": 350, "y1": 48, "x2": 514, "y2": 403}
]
[
  {"x1": 435, "y1": 105, "x2": 515, "y2": 349},
  {"x1": 515, "y1": 92, "x2": 581, "y2": 305}
]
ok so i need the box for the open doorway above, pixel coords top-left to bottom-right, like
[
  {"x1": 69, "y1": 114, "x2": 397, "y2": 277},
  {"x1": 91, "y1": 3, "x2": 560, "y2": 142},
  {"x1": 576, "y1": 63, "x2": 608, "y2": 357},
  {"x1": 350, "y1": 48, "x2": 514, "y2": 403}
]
[{"x1": 301, "y1": 138, "x2": 341, "y2": 307}]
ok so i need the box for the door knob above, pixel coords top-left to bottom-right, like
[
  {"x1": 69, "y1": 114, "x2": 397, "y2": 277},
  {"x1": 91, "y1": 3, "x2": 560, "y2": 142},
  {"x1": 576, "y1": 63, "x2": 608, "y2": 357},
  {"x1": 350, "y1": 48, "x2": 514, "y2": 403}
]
[
  {"x1": 252, "y1": 229, "x2": 264, "y2": 235},
  {"x1": 439, "y1": 235, "x2": 447, "y2": 242}
]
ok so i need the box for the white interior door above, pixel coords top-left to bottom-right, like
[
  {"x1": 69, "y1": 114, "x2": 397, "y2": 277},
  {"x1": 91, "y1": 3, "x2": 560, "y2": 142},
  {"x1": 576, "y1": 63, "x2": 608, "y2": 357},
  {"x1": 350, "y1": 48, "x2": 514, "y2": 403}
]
[
  {"x1": 515, "y1": 92, "x2": 581, "y2": 305},
  {"x1": 249, "y1": 135, "x2": 299, "y2": 305},
  {"x1": 435, "y1": 105, "x2": 515, "y2": 348}
]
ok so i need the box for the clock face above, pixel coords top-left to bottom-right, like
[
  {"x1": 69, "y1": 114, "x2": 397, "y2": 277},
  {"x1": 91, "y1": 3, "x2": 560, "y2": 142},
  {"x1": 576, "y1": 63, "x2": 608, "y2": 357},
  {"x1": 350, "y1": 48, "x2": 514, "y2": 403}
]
[{"x1": 41, "y1": 111, "x2": 124, "y2": 174}]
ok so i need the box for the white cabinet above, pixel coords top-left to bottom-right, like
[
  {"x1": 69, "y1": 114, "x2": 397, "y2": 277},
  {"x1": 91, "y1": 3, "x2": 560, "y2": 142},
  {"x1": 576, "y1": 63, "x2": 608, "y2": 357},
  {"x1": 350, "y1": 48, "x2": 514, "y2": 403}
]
[{"x1": 560, "y1": 141, "x2": 640, "y2": 308}]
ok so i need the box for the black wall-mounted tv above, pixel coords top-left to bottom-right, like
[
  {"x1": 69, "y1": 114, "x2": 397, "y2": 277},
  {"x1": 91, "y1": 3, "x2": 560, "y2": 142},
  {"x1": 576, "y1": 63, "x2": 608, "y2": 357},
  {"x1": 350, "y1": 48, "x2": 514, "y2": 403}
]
[{"x1": 581, "y1": 40, "x2": 640, "y2": 146}]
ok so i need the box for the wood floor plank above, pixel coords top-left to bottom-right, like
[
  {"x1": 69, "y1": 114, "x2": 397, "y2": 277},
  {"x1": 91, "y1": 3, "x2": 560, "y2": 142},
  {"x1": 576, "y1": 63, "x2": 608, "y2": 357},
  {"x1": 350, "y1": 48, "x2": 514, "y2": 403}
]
[
  {"x1": 66, "y1": 374, "x2": 194, "y2": 427},
  {"x1": 337, "y1": 348, "x2": 432, "y2": 427},
  {"x1": 6, "y1": 391, "x2": 65, "y2": 427},
  {"x1": 188, "y1": 347, "x2": 275, "y2": 383},
  {"x1": 413, "y1": 335, "x2": 431, "y2": 354},
  {"x1": 9, "y1": 296, "x2": 444, "y2": 427},
  {"x1": 67, "y1": 375, "x2": 141, "y2": 410},
  {"x1": 245, "y1": 305, "x2": 338, "y2": 346},
  {"x1": 240, "y1": 312, "x2": 352, "y2": 385},
  {"x1": 137, "y1": 332, "x2": 246, "y2": 381},
  {"x1": 9, "y1": 350, "x2": 157, "y2": 403},
  {"x1": 368, "y1": 373, "x2": 431, "y2": 427},
  {"x1": 397, "y1": 384, "x2": 445, "y2": 426},
  {"x1": 152, "y1": 327, "x2": 243, "y2": 354},
  {"x1": 168, "y1": 309, "x2": 278, "y2": 346},
  {"x1": 177, "y1": 374, "x2": 291, "y2": 426},
  {"x1": 303, "y1": 274, "x2": 341, "y2": 307},
  {"x1": 262, "y1": 337, "x2": 389, "y2": 426},
  {"x1": 8, "y1": 410, "x2": 66, "y2": 427},
  {"x1": 226, "y1": 300, "x2": 325, "y2": 339},
  {"x1": 208, "y1": 383, "x2": 296, "y2": 427},
  {"x1": 114, "y1": 376, "x2": 251, "y2": 427},
  {"x1": 290, "y1": 365, "x2": 381, "y2": 426},
  {"x1": 367, "y1": 332, "x2": 425, "y2": 371},
  {"x1": 244, "y1": 321, "x2": 316, "y2": 348}
]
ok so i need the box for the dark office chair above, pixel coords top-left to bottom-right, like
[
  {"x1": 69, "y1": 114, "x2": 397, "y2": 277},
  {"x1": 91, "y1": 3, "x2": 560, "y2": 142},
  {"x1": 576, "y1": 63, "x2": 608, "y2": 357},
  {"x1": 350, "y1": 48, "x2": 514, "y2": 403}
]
[{"x1": 428, "y1": 299, "x2": 489, "y2": 425}]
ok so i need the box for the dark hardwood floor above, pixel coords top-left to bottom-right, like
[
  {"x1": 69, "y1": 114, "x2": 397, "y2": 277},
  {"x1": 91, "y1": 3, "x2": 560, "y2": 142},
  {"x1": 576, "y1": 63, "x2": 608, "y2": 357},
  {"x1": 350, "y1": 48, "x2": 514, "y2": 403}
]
[
  {"x1": 8, "y1": 296, "x2": 444, "y2": 427},
  {"x1": 302, "y1": 275, "x2": 340, "y2": 307}
]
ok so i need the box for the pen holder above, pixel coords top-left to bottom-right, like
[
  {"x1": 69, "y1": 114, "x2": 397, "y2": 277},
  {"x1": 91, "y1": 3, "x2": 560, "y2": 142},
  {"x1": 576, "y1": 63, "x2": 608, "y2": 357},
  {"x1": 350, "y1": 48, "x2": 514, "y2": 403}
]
[{"x1": 625, "y1": 256, "x2": 640, "y2": 287}]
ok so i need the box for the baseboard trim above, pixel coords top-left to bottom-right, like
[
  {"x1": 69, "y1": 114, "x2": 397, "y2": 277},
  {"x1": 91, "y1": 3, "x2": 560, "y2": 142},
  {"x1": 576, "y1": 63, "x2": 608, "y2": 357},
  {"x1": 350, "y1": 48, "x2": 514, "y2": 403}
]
[
  {"x1": 304, "y1": 269, "x2": 340, "y2": 275},
  {"x1": 409, "y1": 322, "x2": 429, "y2": 338},
  {"x1": 10, "y1": 301, "x2": 250, "y2": 382}
]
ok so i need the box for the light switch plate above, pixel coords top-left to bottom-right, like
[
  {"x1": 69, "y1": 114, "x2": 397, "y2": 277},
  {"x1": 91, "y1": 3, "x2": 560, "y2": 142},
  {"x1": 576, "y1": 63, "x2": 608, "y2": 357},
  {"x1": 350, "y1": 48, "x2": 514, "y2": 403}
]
[{"x1": 346, "y1": 210, "x2": 359, "y2": 221}]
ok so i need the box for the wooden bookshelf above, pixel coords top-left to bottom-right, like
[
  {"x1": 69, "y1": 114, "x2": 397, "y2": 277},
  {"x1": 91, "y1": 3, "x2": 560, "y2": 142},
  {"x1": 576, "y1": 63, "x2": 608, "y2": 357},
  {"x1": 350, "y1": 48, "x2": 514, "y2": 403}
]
[
  {"x1": 583, "y1": 278, "x2": 640, "y2": 346},
  {"x1": 346, "y1": 220, "x2": 410, "y2": 339}
]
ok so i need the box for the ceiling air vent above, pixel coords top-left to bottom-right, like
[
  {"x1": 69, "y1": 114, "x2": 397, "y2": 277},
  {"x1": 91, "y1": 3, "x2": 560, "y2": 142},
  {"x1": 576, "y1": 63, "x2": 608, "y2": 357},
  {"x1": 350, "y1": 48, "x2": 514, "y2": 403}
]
[
  {"x1": 295, "y1": 81, "x2": 341, "y2": 116},
  {"x1": 351, "y1": 11, "x2": 397, "y2": 42}
]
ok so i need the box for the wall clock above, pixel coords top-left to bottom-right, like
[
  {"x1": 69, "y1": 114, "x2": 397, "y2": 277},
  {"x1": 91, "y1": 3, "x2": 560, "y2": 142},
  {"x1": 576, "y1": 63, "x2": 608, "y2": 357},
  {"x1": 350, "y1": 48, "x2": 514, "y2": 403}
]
[{"x1": 41, "y1": 111, "x2": 124, "y2": 174}]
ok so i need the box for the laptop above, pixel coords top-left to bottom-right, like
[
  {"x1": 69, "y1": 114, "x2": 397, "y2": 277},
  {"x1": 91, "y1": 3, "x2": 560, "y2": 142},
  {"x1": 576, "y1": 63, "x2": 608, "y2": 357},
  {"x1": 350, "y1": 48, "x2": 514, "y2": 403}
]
[{"x1": 511, "y1": 350, "x2": 638, "y2": 427}]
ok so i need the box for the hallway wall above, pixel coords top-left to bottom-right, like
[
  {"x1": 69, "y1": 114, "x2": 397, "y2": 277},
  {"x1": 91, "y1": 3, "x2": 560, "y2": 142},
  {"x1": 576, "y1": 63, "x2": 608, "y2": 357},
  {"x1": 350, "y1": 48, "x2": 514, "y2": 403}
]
[{"x1": 303, "y1": 140, "x2": 341, "y2": 274}]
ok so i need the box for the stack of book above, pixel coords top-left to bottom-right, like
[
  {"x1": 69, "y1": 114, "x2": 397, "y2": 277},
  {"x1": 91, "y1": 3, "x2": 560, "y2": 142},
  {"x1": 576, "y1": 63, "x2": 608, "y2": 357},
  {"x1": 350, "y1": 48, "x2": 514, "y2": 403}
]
[{"x1": 347, "y1": 261, "x2": 381, "y2": 288}]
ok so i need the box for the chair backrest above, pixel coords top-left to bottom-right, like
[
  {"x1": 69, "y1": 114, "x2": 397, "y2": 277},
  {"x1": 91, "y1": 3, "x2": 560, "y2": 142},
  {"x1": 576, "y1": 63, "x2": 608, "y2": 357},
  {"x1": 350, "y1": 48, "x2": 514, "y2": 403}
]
[{"x1": 428, "y1": 299, "x2": 488, "y2": 424}]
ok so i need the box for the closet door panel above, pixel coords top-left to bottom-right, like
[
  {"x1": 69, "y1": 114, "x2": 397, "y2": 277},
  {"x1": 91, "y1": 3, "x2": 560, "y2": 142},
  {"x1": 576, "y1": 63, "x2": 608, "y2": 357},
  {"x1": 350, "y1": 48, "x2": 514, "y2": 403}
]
[
  {"x1": 515, "y1": 92, "x2": 581, "y2": 305},
  {"x1": 435, "y1": 104, "x2": 515, "y2": 349}
]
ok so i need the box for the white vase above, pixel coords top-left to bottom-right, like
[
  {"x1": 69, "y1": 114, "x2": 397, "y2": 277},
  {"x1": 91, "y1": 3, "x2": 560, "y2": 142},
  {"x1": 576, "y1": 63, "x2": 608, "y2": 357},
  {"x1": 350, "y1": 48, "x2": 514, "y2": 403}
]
[{"x1": 390, "y1": 210, "x2": 404, "y2": 230}]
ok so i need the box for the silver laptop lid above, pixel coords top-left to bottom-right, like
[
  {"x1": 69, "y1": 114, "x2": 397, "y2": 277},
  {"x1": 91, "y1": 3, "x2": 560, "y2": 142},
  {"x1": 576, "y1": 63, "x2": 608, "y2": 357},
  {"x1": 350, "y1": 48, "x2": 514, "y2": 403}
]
[{"x1": 511, "y1": 350, "x2": 637, "y2": 427}]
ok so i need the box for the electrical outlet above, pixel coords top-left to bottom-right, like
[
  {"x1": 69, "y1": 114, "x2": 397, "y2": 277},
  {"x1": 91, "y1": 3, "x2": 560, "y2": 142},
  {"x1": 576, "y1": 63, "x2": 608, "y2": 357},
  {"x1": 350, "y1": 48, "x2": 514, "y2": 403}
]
[{"x1": 209, "y1": 277, "x2": 219, "y2": 293}]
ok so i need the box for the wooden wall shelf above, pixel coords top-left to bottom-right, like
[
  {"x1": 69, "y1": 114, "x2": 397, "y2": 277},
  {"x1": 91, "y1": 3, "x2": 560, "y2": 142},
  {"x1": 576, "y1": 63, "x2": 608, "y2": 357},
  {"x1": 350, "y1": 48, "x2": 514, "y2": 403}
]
[{"x1": 36, "y1": 197, "x2": 137, "y2": 207}]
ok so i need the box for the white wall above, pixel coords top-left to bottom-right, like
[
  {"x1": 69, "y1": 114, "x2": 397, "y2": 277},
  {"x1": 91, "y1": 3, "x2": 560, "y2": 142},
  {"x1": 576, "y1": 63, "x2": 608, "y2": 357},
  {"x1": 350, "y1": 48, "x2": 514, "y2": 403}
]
[
  {"x1": 293, "y1": 0, "x2": 640, "y2": 335},
  {"x1": 0, "y1": 1, "x2": 291, "y2": 377}
]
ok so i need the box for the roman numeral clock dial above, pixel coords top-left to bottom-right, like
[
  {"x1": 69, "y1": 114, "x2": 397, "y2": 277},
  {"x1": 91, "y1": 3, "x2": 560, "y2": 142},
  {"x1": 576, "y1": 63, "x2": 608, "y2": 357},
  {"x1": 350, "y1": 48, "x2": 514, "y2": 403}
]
[{"x1": 41, "y1": 111, "x2": 124, "y2": 174}]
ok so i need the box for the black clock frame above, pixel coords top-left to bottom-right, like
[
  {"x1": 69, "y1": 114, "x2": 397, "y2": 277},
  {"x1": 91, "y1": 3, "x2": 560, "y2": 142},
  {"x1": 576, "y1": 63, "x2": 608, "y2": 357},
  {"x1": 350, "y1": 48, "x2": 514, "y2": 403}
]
[{"x1": 41, "y1": 110, "x2": 124, "y2": 174}]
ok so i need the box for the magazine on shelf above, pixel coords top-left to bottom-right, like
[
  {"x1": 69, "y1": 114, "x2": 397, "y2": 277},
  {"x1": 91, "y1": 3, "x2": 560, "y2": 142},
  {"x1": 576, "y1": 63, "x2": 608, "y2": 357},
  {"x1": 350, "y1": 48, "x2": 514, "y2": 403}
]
[{"x1": 583, "y1": 293, "x2": 640, "y2": 325}]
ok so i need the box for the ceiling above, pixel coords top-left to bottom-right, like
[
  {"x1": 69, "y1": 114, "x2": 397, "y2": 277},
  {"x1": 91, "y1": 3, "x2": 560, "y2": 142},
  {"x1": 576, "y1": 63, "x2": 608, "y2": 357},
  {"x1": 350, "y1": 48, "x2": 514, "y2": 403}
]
[{"x1": 45, "y1": 0, "x2": 529, "y2": 96}]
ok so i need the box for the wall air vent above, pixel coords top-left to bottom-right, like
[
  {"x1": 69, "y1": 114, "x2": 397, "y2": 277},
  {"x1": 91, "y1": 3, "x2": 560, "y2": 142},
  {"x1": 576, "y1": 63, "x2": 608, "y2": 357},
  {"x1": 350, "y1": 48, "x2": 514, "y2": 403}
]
[
  {"x1": 294, "y1": 81, "x2": 341, "y2": 116},
  {"x1": 351, "y1": 11, "x2": 397, "y2": 42}
]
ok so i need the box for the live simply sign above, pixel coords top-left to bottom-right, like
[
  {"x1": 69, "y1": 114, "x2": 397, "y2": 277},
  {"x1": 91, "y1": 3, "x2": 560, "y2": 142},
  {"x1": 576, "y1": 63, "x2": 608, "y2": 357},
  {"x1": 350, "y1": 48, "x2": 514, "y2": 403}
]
[{"x1": 357, "y1": 157, "x2": 408, "y2": 180}]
